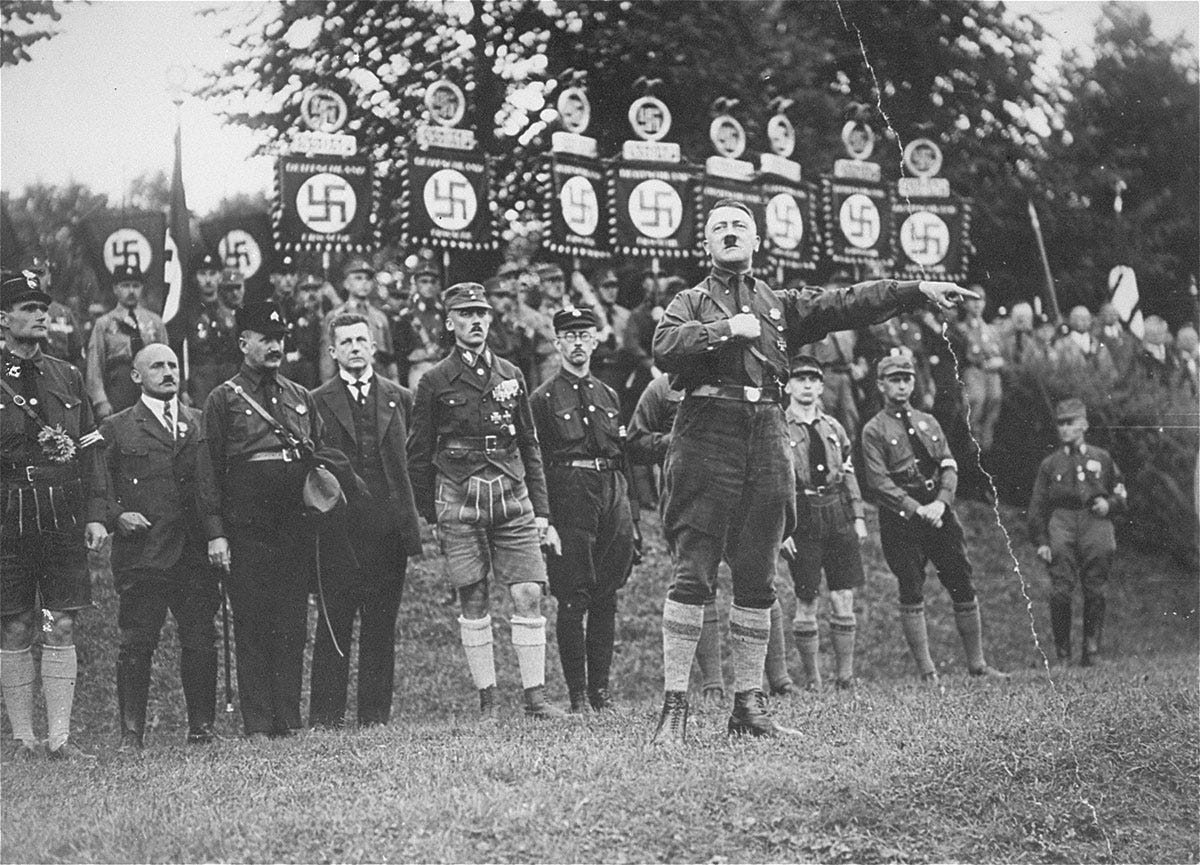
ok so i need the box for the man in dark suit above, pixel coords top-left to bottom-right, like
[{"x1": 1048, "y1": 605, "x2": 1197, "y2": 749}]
[
  {"x1": 99, "y1": 343, "x2": 219, "y2": 751},
  {"x1": 308, "y1": 312, "x2": 423, "y2": 728}
]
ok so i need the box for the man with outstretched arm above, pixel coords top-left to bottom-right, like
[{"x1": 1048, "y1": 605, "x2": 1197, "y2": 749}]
[{"x1": 650, "y1": 200, "x2": 977, "y2": 743}]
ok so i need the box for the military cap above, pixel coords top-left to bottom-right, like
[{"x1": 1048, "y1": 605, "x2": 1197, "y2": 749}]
[
  {"x1": 553, "y1": 306, "x2": 598, "y2": 332},
  {"x1": 496, "y1": 261, "x2": 523, "y2": 279},
  {"x1": 236, "y1": 301, "x2": 288, "y2": 337},
  {"x1": 298, "y1": 273, "x2": 324, "y2": 289},
  {"x1": 535, "y1": 262, "x2": 565, "y2": 280},
  {"x1": 112, "y1": 263, "x2": 145, "y2": 283},
  {"x1": 1054, "y1": 398, "x2": 1087, "y2": 422},
  {"x1": 877, "y1": 351, "x2": 916, "y2": 378},
  {"x1": 278, "y1": 254, "x2": 297, "y2": 275},
  {"x1": 0, "y1": 269, "x2": 52, "y2": 309},
  {"x1": 412, "y1": 259, "x2": 440, "y2": 279},
  {"x1": 789, "y1": 353, "x2": 824, "y2": 377},
  {"x1": 195, "y1": 251, "x2": 220, "y2": 273},
  {"x1": 344, "y1": 257, "x2": 374, "y2": 276},
  {"x1": 441, "y1": 282, "x2": 492, "y2": 312},
  {"x1": 219, "y1": 267, "x2": 244, "y2": 287}
]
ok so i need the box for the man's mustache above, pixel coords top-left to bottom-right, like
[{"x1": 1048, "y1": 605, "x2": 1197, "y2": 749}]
[
  {"x1": 723, "y1": 235, "x2": 739, "y2": 248},
  {"x1": 265, "y1": 351, "x2": 283, "y2": 360}
]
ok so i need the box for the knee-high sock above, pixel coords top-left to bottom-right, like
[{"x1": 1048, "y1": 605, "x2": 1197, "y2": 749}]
[
  {"x1": 764, "y1": 599, "x2": 792, "y2": 689},
  {"x1": 662, "y1": 598, "x2": 704, "y2": 693},
  {"x1": 830, "y1": 613, "x2": 857, "y2": 681},
  {"x1": 729, "y1": 605, "x2": 771, "y2": 694},
  {"x1": 899, "y1": 603, "x2": 936, "y2": 676},
  {"x1": 510, "y1": 615, "x2": 547, "y2": 690},
  {"x1": 792, "y1": 616, "x2": 821, "y2": 688},
  {"x1": 953, "y1": 599, "x2": 987, "y2": 670},
  {"x1": 458, "y1": 615, "x2": 497, "y2": 690},
  {"x1": 694, "y1": 600, "x2": 723, "y2": 692},
  {"x1": 41, "y1": 644, "x2": 77, "y2": 750},
  {"x1": 0, "y1": 647, "x2": 36, "y2": 745}
]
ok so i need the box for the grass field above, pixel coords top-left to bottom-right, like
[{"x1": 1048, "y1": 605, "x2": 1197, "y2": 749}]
[{"x1": 2, "y1": 500, "x2": 1197, "y2": 864}]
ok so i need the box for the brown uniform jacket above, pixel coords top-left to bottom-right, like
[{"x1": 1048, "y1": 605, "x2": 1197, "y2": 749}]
[{"x1": 861, "y1": 404, "x2": 958, "y2": 519}]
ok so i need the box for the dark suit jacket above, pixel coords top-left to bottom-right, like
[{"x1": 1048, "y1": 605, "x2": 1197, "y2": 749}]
[
  {"x1": 310, "y1": 374, "x2": 422, "y2": 557},
  {"x1": 100, "y1": 400, "x2": 206, "y2": 577}
]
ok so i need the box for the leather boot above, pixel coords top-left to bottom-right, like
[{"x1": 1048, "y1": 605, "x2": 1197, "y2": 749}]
[
  {"x1": 568, "y1": 689, "x2": 591, "y2": 714},
  {"x1": 1049, "y1": 597, "x2": 1072, "y2": 661},
  {"x1": 588, "y1": 687, "x2": 615, "y2": 712},
  {"x1": 727, "y1": 689, "x2": 801, "y2": 738},
  {"x1": 478, "y1": 685, "x2": 499, "y2": 722},
  {"x1": 182, "y1": 648, "x2": 219, "y2": 744},
  {"x1": 523, "y1": 684, "x2": 568, "y2": 719},
  {"x1": 116, "y1": 651, "x2": 150, "y2": 752},
  {"x1": 1082, "y1": 596, "x2": 1105, "y2": 666},
  {"x1": 650, "y1": 690, "x2": 689, "y2": 744}
]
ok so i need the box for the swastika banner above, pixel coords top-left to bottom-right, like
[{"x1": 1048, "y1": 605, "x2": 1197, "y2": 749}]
[
  {"x1": 756, "y1": 179, "x2": 821, "y2": 273},
  {"x1": 81, "y1": 210, "x2": 168, "y2": 309},
  {"x1": 821, "y1": 178, "x2": 893, "y2": 266},
  {"x1": 400, "y1": 146, "x2": 496, "y2": 251},
  {"x1": 890, "y1": 197, "x2": 972, "y2": 281},
  {"x1": 200, "y1": 211, "x2": 278, "y2": 301},
  {"x1": 275, "y1": 155, "x2": 377, "y2": 253},
  {"x1": 609, "y1": 161, "x2": 700, "y2": 259},
  {"x1": 542, "y1": 154, "x2": 608, "y2": 258},
  {"x1": 697, "y1": 176, "x2": 765, "y2": 260}
]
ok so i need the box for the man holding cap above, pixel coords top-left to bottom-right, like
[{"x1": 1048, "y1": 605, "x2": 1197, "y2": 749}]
[
  {"x1": 0, "y1": 269, "x2": 108, "y2": 760},
  {"x1": 87, "y1": 264, "x2": 168, "y2": 421},
  {"x1": 197, "y1": 300, "x2": 343, "y2": 739},
  {"x1": 407, "y1": 282, "x2": 567, "y2": 720},
  {"x1": 1028, "y1": 398, "x2": 1125, "y2": 666},
  {"x1": 320, "y1": 259, "x2": 395, "y2": 382},
  {"x1": 781, "y1": 353, "x2": 867, "y2": 692},
  {"x1": 650, "y1": 199, "x2": 979, "y2": 742},
  {"x1": 861, "y1": 351, "x2": 1008, "y2": 685},
  {"x1": 531, "y1": 307, "x2": 636, "y2": 713}
]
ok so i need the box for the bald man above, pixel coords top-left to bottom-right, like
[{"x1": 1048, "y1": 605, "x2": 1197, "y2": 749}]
[{"x1": 99, "y1": 344, "x2": 220, "y2": 751}]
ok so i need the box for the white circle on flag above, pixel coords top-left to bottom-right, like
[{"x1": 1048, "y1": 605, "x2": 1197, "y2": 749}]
[
  {"x1": 103, "y1": 229, "x2": 153, "y2": 274},
  {"x1": 628, "y1": 179, "x2": 682, "y2": 239},
  {"x1": 296, "y1": 173, "x2": 357, "y2": 233},
  {"x1": 424, "y1": 168, "x2": 478, "y2": 231},
  {"x1": 218, "y1": 230, "x2": 264, "y2": 278},
  {"x1": 838, "y1": 193, "x2": 881, "y2": 249},
  {"x1": 559, "y1": 176, "x2": 599, "y2": 237},
  {"x1": 900, "y1": 212, "x2": 950, "y2": 266},
  {"x1": 765, "y1": 193, "x2": 804, "y2": 250}
]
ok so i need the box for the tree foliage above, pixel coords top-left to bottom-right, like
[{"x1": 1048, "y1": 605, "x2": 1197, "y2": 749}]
[{"x1": 1, "y1": 0, "x2": 62, "y2": 66}]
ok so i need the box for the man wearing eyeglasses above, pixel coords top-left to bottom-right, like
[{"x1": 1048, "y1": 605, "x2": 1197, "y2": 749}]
[{"x1": 531, "y1": 308, "x2": 636, "y2": 714}]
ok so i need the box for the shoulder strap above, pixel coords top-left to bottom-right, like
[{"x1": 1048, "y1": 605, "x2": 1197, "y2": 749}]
[
  {"x1": 0, "y1": 377, "x2": 46, "y2": 427},
  {"x1": 230, "y1": 382, "x2": 302, "y2": 451}
]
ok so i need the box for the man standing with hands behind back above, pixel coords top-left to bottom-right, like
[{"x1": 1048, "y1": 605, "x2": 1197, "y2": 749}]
[{"x1": 650, "y1": 200, "x2": 979, "y2": 743}]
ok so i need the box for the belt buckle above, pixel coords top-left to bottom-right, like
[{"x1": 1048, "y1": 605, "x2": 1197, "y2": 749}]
[
  {"x1": 25, "y1": 465, "x2": 36, "y2": 483},
  {"x1": 593, "y1": 458, "x2": 604, "y2": 471},
  {"x1": 282, "y1": 449, "x2": 295, "y2": 463},
  {"x1": 744, "y1": 386, "x2": 761, "y2": 403},
  {"x1": 484, "y1": 435, "x2": 498, "y2": 452},
  {"x1": 815, "y1": 484, "x2": 828, "y2": 495}
]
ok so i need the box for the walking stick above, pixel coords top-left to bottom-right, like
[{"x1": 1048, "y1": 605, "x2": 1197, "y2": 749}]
[{"x1": 220, "y1": 581, "x2": 234, "y2": 712}]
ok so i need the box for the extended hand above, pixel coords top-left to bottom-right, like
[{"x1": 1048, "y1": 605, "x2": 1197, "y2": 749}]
[
  {"x1": 83, "y1": 521, "x2": 108, "y2": 551},
  {"x1": 919, "y1": 281, "x2": 979, "y2": 310},
  {"x1": 728, "y1": 313, "x2": 761, "y2": 339},
  {"x1": 1036, "y1": 544, "x2": 1053, "y2": 564},
  {"x1": 208, "y1": 537, "x2": 232, "y2": 573},
  {"x1": 117, "y1": 511, "x2": 152, "y2": 535}
]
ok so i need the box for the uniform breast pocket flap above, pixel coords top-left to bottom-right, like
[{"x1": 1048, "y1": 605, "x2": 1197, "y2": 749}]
[{"x1": 554, "y1": 408, "x2": 587, "y2": 442}]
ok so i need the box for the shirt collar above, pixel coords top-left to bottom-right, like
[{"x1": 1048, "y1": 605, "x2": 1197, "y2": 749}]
[
  {"x1": 239, "y1": 364, "x2": 275, "y2": 389},
  {"x1": 140, "y1": 393, "x2": 178, "y2": 425},
  {"x1": 1063, "y1": 442, "x2": 1088, "y2": 456},
  {"x1": 459, "y1": 347, "x2": 492, "y2": 369},
  {"x1": 339, "y1": 366, "x2": 374, "y2": 388},
  {"x1": 710, "y1": 265, "x2": 753, "y2": 292}
]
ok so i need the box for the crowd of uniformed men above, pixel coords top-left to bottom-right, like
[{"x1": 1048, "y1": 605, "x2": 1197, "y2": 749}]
[{"x1": 0, "y1": 198, "x2": 1152, "y2": 755}]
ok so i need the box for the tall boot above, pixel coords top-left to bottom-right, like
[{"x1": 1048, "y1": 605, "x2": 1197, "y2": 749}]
[
  {"x1": 586, "y1": 599, "x2": 617, "y2": 711},
  {"x1": 116, "y1": 650, "x2": 152, "y2": 752},
  {"x1": 182, "y1": 647, "x2": 219, "y2": 744},
  {"x1": 1081, "y1": 595, "x2": 1106, "y2": 666},
  {"x1": 1049, "y1": 597, "x2": 1072, "y2": 661}
]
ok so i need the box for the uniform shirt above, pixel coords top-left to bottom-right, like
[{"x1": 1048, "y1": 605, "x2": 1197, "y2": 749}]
[
  {"x1": 653, "y1": 267, "x2": 923, "y2": 392},
  {"x1": 627, "y1": 374, "x2": 683, "y2": 467},
  {"x1": 188, "y1": 301, "x2": 239, "y2": 367},
  {"x1": 1053, "y1": 332, "x2": 1117, "y2": 381},
  {"x1": 0, "y1": 348, "x2": 106, "y2": 520},
  {"x1": 407, "y1": 346, "x2": 548, "y2": 522},
  {"x1": 319, "y1": 300, "x2": 396, "y2": 381},
  {"x1": 85, "y1": 306, "x2": 169, "y2": 411},
  {"x1": 861, "y1": 403, "x2": 958, "y2": 519},
  {"x1": 531, "y1": 369, "x2": 625, "y2": 464},
  {"x1": 958, "y1": 316, "x2": 1004, "y2": 371},
  {"x1": 196, "y1": 363, "x2": 324, "y2": 539},
  {"x1": 784, "y1": 406, "x2": 864, "y2": 520},
  {"x1": 1027, "y1": 442, "x2": 1126, "y2": 545}
]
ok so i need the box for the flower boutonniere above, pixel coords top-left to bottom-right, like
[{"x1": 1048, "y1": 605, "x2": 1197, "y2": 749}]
[{"x1": 37, "y1": 424, "x2": 77, "y2": 464}]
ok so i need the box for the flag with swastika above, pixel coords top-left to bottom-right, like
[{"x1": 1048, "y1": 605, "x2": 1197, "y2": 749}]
[
  {"x1": 891, "y1": 196, "x2": 972, "y2": 282},
  {"x1": 757, "y1": 177, "x2": 821, "y2": 273},
  {"x1": 81, "y1": 209, "x2": 168, "y2": 310},
  {"x1": 400, "y1": 145, "x2": 496, "y2": 252},
  {"x1": 610, "y1": 161, "x2": 699, "y2": 259},
  {"x1": 275, "y1": 155, "x2": 377, "y2": 254},
  {"x1": 542, "y1": 154, "x2": 608, "y2": 258},
  {"x1": 820, "y1": 177, "x2": 893, "y2": 266},
  {"x1": 200, "y1": 211, "x2": 279, "y2": 302}
]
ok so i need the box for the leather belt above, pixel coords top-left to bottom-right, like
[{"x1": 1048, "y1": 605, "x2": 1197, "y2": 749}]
[
  {"x1": 801, "y1": 484, "x2": 838, "y2": 496},
  {"x1": 689, "y1": 384, "x2": 783, "y2": 404},
  {"x1": 549, "y1": 457, "x2": 622, "y2": 471},
  {"x1": 242, "y1": 450, "x2": 300, "y2": 463},
  {"x1": 1, "y1": 463, "x2": 81, "y2": 485},
  {"x1": 439, "y1": 435, "x2": 516, "y2": 454}
]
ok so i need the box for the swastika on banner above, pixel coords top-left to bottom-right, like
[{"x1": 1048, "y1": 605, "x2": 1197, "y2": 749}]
[
  {"x1": 839, "y1": 193, "x2": 881, "y2": 249},
  {"x1": 423, "y1": 168, "x2": 478, "y2": 231},
  {"x1": 900, "y1": 211, "x2": 950, "y2": 266},
  {"x1": 218, "y1": 229, "x2": 264, "y2": 278},
  {"x1": 296, "y1": 173, "x2": 358, "y2": 233},
  {"x1": 103, "y1": 229, "x2": 153, "y2": 274},
  {"x1": 628, "y1": 179, "x2": 682, "y2": 239},
  {"x1": 559, "y1": 176, "x2": 599, "y2": 237},
  {"x1": 765, "y1": 192, "x2": 804, "y2": 251}
]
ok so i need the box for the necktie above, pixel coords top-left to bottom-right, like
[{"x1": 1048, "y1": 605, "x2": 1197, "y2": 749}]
[
  {"x1": 127, "y1": 310, "x2": 144, "y2": 358},
  {"x1": 901, "y1": 410, "x2": 938, "y2": 478},
  {"x1": 162, "y1": 400, "x2": 175, "y2": 440},
  {"x1": 262, "y1": 374, "x2": 286, "y2": 428},
  {"x1": 804, "y1": 421, "x2": 828, "y2": 487},
  {"x1": 352, "y1": 380, "x2": 367, "y2": 407}
]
